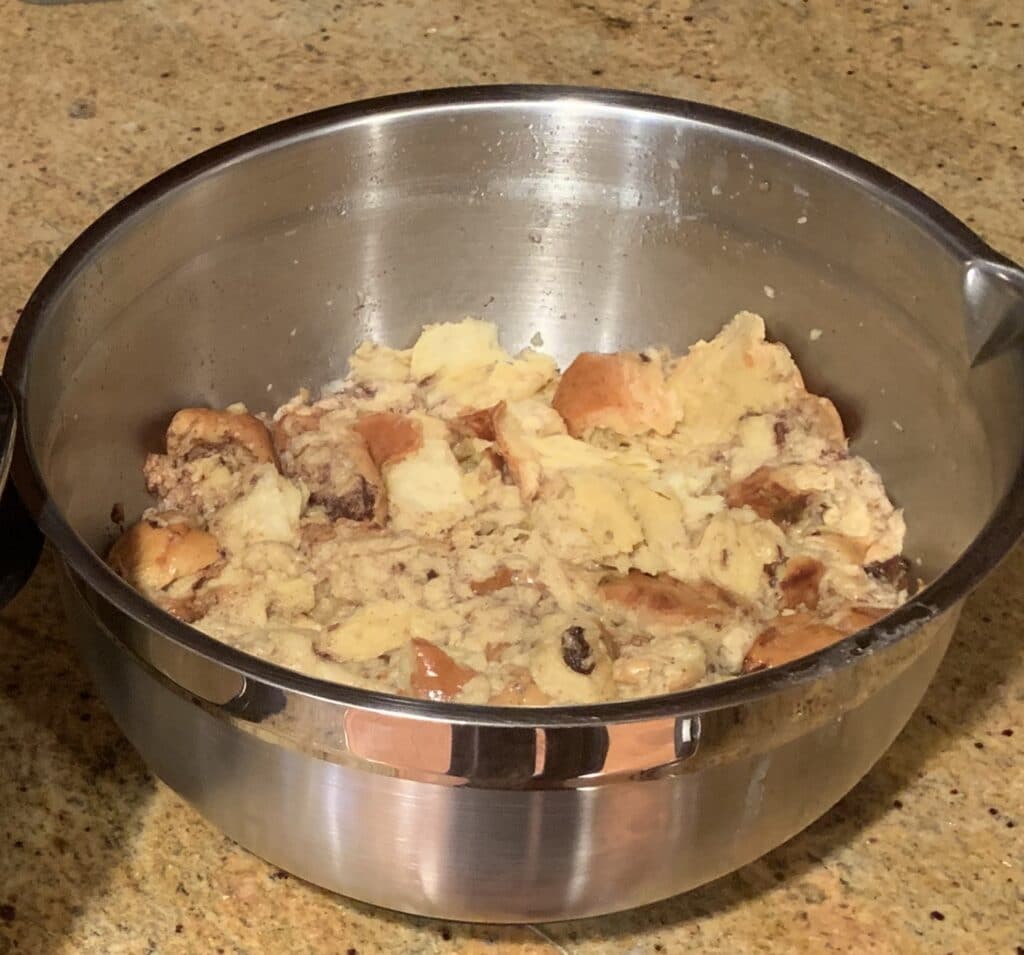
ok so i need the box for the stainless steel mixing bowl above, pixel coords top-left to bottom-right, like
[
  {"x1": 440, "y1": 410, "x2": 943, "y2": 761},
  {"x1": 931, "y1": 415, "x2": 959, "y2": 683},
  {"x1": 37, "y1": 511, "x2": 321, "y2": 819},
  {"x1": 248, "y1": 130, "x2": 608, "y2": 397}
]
[{"x1": 4, "y1": 86, "x2": 1024, "y2": 922}]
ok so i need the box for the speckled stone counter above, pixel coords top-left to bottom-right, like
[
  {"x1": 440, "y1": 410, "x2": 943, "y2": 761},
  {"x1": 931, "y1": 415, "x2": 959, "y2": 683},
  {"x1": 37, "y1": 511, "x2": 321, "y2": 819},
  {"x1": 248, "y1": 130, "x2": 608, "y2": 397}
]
[{"x1": 1, "y1": 1, "x2": 1021, "y2": 952}]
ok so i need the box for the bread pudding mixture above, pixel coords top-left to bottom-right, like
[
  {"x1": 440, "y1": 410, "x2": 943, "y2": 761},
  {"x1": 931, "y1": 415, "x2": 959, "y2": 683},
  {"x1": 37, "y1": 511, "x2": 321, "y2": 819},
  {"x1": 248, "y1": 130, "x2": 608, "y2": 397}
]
[{"x1": 109, "y1": 313, "x2": 912, "y2": 705}]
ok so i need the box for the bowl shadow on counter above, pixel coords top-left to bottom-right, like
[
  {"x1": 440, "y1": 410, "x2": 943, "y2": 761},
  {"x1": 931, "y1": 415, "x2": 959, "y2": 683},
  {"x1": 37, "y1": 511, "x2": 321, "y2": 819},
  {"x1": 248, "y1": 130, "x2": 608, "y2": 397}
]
[{"x1": 0, "y1": 548, "x2": 156, "y2": 950}]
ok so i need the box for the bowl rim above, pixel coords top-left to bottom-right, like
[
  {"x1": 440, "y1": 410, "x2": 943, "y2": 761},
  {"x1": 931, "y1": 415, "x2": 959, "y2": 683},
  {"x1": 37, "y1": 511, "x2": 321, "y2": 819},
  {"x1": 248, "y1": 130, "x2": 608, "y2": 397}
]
[{"x1": 8, "y1": 83, "x2": 1024, "y2": 727}]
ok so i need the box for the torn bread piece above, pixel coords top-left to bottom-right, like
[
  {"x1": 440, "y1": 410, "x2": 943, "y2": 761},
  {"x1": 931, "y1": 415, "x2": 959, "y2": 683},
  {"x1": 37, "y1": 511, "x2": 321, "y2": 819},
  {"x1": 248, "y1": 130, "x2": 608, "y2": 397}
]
[
  {"x1": 696, "y1": 508, "x2": 787, "y2": 603},
  {"x1": 597, "y1": 571, "x2": 732, "y2": 627},
  {"x1": 553, "y1": 351, "x2": 679, "y2": 438},
  {"x1": 108, "y1": 513, "x2": 221, "y2": 593},
  {"x1": 534, "y1": 470, "x2": 644, "y2": 566},
  {"x1": 144, "y1": 407, "x2": 279, "y2": 517},
  {"x1": 210, "y1": 466, "x2": 304, "y2": 550},
  {"x1": 612, "y1": 633, "x2": 708, "y2": 697},
  {"x1": 492, "y1": 399, "x2": 567, "y2": 501},
  {"x1": 742, "y1": 601, "x2": 892, "y2": 673},
  {"x1": 354, "y1": 411, "x2": 424, "y2": 468},
  {"x1": 165, "y1": 407, "x2": 277, "y2": 465},
  {"x1": 669, "y1": 312, "x2": 805, "y2": 446},
  {"x1": 742, "y1": 612, "x2": 844, "y2": 672},
  {"x1": 355, "y1": 412, "x2": 471, "y2": 535},
  {"x1": 410, "y1": 318, "x2": 557, "y2": 414},
  {"x1": 276, "y1": 406, "x2": 386, "y2": 524}
]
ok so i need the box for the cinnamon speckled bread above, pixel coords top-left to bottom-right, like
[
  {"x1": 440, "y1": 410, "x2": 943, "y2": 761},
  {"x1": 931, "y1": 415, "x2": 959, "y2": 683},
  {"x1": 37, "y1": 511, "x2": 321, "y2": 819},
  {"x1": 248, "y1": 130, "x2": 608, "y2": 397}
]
[{"x1": 109, "y1": 314, "x2": 913, "y2": 705}]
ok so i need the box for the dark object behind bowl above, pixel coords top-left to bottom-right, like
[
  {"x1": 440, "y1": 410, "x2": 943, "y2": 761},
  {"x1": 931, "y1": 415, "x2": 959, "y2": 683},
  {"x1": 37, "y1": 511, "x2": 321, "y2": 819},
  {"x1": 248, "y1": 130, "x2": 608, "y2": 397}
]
[{"x1": 0, "y1": 379, "x2": 43, "y2": 607}]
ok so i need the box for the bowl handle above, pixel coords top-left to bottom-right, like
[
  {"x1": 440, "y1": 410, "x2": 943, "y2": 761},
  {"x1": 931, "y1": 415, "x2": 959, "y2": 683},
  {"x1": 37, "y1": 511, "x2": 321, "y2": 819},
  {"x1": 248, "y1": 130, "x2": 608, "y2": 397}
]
[{"x1": 964, "y1": 254, "x2": 1024, "y2": 366}]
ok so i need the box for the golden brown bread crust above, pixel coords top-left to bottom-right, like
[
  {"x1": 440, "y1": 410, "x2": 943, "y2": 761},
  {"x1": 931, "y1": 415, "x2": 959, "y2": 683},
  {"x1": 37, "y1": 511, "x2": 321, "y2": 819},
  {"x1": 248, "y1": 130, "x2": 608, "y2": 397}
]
[
  {"x1": 742, "y1": 602, "x2": 889, "y2": 672},
  {"x1": 470, "y1": 566, "x2": 517, "y2": 596},
  {"x1": 166, "y1": 408, "x2": 276, "y2": 464},
  {"x1": 552, "y1": 352, "x2": 678, "y2": 438},
  {"x1": 597, "y1": 571, "x2": 732, "y2": 625},
  {"x1": 491, "y1": 403, "x2": 541, "y2": 502},
  {"x1": 742, "y1": 612, "x2": 843, "y2": 672},
  {"x1": 354, "y1": 412, "x2": 424, "y2": 469},
  {"x1": 725, "y1": 466, "x2": 810, "y2": 526},
  {"x1": 779, "y1": 556, "x2": 825, "y2": 610},
  {"x1": 450, "y1": 402, "x2": 504, "y2": 442},
  {"x1": 409, "y1": 638, "x2": 478, "y2": 701},
  {"x1": 833, "y1": 604, "x2": 889, "y2": 633},
  {"x1": 108, "y1": 516, "x2": 221, "y2": 592}
]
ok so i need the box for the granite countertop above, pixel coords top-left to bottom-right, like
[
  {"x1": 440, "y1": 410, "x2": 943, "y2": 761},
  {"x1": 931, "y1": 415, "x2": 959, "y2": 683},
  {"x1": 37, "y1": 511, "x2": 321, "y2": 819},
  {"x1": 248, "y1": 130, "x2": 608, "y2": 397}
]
[{"x1": 1, "y1": 1, "x2": 1021, "y2": 952}]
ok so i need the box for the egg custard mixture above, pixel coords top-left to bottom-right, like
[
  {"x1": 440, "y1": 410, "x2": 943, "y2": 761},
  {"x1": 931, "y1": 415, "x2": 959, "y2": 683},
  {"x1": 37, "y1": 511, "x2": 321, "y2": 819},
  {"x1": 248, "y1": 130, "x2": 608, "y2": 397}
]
[{"x1": 109, "y1": 313, "x2": 913, "y2": 705}]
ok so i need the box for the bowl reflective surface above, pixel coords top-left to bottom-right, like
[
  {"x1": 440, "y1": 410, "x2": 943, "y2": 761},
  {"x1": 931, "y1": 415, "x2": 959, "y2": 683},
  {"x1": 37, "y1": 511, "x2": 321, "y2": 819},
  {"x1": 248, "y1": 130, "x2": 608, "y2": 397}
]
[{"x1": 7, "y1": 86, "x2": 1024, "y2": 921}]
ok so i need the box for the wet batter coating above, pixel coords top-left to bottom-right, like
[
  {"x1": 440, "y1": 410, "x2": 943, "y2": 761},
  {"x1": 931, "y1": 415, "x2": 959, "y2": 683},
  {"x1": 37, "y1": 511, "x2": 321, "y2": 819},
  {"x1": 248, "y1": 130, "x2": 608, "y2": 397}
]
[{"x1": 110, "y1": 313, "x2": 912, "y2": 705}]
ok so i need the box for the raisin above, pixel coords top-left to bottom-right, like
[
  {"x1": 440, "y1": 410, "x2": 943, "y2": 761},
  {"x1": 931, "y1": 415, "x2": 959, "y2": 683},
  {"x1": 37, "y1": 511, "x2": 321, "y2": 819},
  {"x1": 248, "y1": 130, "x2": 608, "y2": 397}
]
[
  {"x1": 773, "y1": 419, "x2": 790, "y2": 448},
  {"x1": 426, "y1": 569, "x2": 439, "y2": 581},
  {"x1": 311, "y1": 477, "x2": 376, "y2": 521},
  {"x1": 561, "y1": 626, "x2": 595, "y2": 675},
  {"x1": 864, "y1": 555, "x2": 911, "y2": 591}
]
